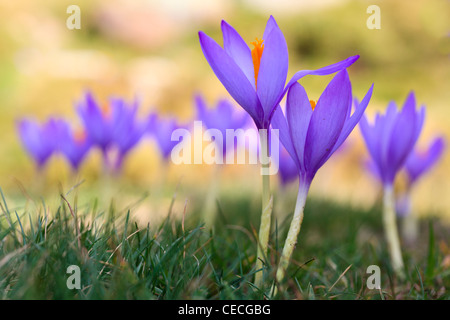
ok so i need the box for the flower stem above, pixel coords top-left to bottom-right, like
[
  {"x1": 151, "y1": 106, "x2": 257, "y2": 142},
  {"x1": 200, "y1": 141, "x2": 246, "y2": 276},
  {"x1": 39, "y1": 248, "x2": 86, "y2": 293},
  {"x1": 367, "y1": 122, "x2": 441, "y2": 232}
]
[
  {"x1": 203, "y1": 164, "x2": 222, "y2": 230},
  {"x1": 383, "y1": 184, "x2": 405, "y2": 278},
  {"x1": 276, "y1": 180, "x2": 310, "y2": 284},
  {"x1": 255, "y1": 130, "x2": 273, "y2": 288},
  {"x1": 398, "y1": 191, "x2": 418, "y2": 245}
]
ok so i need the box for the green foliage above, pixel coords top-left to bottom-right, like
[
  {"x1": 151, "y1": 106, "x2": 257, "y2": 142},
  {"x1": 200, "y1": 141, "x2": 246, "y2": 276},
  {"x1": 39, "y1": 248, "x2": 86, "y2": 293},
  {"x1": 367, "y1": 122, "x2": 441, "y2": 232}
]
[{"x1": 0, "y1": 190, "x2": 448, "y2": 300}]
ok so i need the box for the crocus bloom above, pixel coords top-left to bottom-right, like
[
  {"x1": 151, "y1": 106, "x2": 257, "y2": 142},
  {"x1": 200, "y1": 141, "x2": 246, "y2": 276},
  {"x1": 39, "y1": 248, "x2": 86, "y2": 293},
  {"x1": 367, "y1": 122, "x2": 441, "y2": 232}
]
[
  {"x1": 54, "y1": 119, "x2": 92, "y2": 170},
  {"x1": 77, "y1": 92, "x2": 147, "y2": 170},
  {"x1": 273, "y1": 69, "x2": 374, "y2": 282},
  {"x1": 148, "y1": 113, "x2": 186, "y2": 161},
  {"x1": 359, "y1": 92, "x2": 425, "y2": 187},
  {"x1": 198, "y1": 15, "x2": 360, "y2": 129},
  {"x1": 359, "y1": 91, "x2": 425, "y2": 277},
  {"x1": 195, "y1": 94, "x2": 251, "y2": 157},
  {"x1": 17, "y1": 118, "x2": 60, "y2": 168}
]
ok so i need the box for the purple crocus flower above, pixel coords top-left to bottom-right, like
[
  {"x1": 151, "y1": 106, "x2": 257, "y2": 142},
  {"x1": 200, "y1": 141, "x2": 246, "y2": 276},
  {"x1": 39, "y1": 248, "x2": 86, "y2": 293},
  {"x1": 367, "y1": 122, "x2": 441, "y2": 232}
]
[
  {"x1": 273, "y1": 70, "x2": 374, "y2": 186},
  {"x1": 54, "y1": 119, "x2": 92, "y2": 170},
  {"x1": 77, "y1": 92, "x2": 147, "y2": 170},
  {"x1": 195, "y1": 94, "x2": 251, "y2": 157},
  {"x1": 274, "y1": 69, "x2": 374, "y2": 282},
  {"x1": 198, "y1": 15, "x2": 360, "y2": 129},
  {"x1": 148, "y1": 113, "x2": 186, "y2": 161},
  {"x1": 359, "y1": 92, "x2": 425, "y2": 187},
  {"x1": 17, "y1": 118, "x2": 60, "y2": 168},
  {"x1": 359, "y1": 91, "x2": 425, "y2": 277}
]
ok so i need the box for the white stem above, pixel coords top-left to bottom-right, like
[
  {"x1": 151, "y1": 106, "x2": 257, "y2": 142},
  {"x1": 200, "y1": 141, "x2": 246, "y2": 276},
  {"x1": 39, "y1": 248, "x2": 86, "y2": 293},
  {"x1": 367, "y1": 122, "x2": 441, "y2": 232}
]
[
  {"x1": 255, "y1": 130, "x2": 273, "y2": 288},
  {"x1": 383, "y1": 184, "x2": 405, "y2": 278},
  {"x1": 399, "y1": 193, "x2": 418, "y2": 244},
  {"x1": 276, "y1": 180, "x2": 310, "y2": 283}
]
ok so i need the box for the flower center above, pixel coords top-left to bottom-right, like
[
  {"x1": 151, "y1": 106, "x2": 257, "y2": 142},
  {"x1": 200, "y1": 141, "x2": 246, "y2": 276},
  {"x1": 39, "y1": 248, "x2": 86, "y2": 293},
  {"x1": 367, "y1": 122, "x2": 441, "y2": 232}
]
[
  {"x1": 309, "y1": 100, "x2": 316, "y2": 110},
  {"x1": 250, "y1": 38, "x2": 264, "y2": 88},
  {"x1": 102, "y1": 103, "x2": 111, "y2": 118},
  {"x1": 74, "y1": 129, "x2": 86, "y2": 144}
]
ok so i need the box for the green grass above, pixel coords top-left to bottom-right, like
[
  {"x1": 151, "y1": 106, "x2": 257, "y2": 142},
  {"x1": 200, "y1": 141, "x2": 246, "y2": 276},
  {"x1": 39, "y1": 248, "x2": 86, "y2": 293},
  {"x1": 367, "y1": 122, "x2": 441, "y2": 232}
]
[{"x1": 0, "y1": 187, "x2": 448, "y2": 300}]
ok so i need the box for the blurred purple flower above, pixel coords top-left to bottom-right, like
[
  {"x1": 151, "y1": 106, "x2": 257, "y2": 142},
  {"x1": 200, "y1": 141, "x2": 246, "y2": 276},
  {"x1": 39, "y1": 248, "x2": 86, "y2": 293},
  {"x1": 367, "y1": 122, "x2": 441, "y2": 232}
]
[
  {"x1": 109, "y1": 97, "x2": 148, "y2": 168},
  {"x1": 359, "y1": 92, "x2": 425, "y2": 187},
  {"x1": 277, "y1": 146, "x2": 298, "y2": 186},
  {"x1": 273, "y1": 70, "x2": 374, "y2": 185},
  {"x1": 198, "y1": 15, "x2": 360, "y2": 129},
  {"x1": 76, "y1": 92, "x2": 113, "y2": 152},
  {"x1": 195, "y1": 94, "x2": 251, "y2": 156},
  {"x1": 404, "y1": 136, "x2": 445, "y2": 184},
  {"x1": 77, "y1": 92, "x2": 147, "y2": 170},
  {"x1": 17, "y1": 118, "x2": 60, "y2": 168},
  {"x1": 148, "y1": 113, "x2": 186, "y2": 161}
]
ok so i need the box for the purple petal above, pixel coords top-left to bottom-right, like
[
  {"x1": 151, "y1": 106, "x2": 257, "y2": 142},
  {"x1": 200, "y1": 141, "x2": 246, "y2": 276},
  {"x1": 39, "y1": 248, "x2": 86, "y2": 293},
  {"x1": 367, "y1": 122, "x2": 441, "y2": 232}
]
[
  {"x1": 386, "y1": 95, "x2": 421, "y2": 182},
  {"x1": 221, "y1": 20, "x2": 255, "y2": 89},
  {"x1": 285, "y1": 82, "x2": 312, "y2": 172},
  {"x1": 304, "y1": 70, "x2": 351, "y2": 174},
  {"x1": 406, "y1": 136, "x2": 445, "y2": 183},
  {"x1": 331, "y1": 83, "x2": 374, "y2": 155},
  {"x1": 257, "y1": 20, "x2": 288, "y2": 123},
  {"x1": 199, "y1": 31, "x2": 263, "y2": 126},
  {"x1": 270, "y1": 105, "x2": 298, "y2": 167},
  {"x1": 284, "y1": 55, "x2": 359, "y2": 96}
]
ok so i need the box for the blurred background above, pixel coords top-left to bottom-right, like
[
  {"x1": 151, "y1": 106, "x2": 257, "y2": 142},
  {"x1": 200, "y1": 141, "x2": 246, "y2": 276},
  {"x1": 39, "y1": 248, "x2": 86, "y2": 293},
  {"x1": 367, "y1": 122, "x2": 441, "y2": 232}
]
[{"x1": 0, "y1": 0, "x2": 449, "y2": 225}]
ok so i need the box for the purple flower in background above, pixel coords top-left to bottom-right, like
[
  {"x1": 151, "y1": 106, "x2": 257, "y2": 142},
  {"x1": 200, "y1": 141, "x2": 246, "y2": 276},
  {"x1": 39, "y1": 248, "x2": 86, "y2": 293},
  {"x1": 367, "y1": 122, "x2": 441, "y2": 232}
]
[
  {"x1": 404, "y1": 136, "x2": 445, "y2": 185},
  {"x1": 54, "y1": 119, "x2": 92, "y2": 170},
  {"x1": 109, "y1": 97, "x2": 148, "y2": 168},
  {"x1": 359, "y1": 92, "x2": 425, "y2": 187},
  {"x1": 198, "y1": 15, "x2": 360, "y2": 129},
  {"x1": 277, "y1": 146, "x2": 298, "y2": 186},
  {"x1": 359, "y1": 91, "x2": 425, "y2": 276},
  {"x1": 76, "y1": 92, "x2": 113, "y2": 152},
  {"x1": 17, "y1": 118, "x2": 60, "y2": 168},
  {"x1": 148, "y1": 113, "x2": 186, "y2": 161},
  {"x1": 274, "y1": 69, "x2": 373, "y2": 282},
  {"x1": 77, "y1": 92, "x2": 147, "y2": 170},
  {"x1": 195, "y1": 94, "x2": 251, "y2": 156}
]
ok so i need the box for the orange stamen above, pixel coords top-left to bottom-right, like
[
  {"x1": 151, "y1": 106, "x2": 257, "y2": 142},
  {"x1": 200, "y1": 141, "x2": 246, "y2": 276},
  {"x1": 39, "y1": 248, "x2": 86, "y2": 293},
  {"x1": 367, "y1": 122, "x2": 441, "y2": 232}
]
[
  {"x1": 309, "y1": 100, "x2": 316, "y2": 111},
  {"x1": 102, "y1": 103, "x2": 111, "y2": 118},
  {"x1": 250, "y1": 38, "x2": 264, "y2": 88},
  {"x1": 74, "y1": 129, "x2": 86, "y2": 144}
]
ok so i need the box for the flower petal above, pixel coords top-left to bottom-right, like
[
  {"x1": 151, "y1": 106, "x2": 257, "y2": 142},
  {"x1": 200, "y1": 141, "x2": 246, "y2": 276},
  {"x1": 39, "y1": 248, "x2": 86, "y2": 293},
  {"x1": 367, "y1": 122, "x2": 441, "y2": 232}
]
[
  {"x1": 199, "y1": 31, "x2": 263, "y2": 126},
  {"x1": 257, "y1": 20, "x2": 288, "y2": 124},
  {"x1": 304, "y1": 70, "x2": 351, "y2": 175},
  {"x1": 328, "y1": 83, "x2": 374, "y2": 159},
  {"x1": 221, "y1": 20, "x2": 255, "y2": 89},
  {"x1": 271, "y1": 105, "x2": 298, "y2": 167},
  {"x1": 285, "y1": 82, "x2": 312, "y2": 172}
]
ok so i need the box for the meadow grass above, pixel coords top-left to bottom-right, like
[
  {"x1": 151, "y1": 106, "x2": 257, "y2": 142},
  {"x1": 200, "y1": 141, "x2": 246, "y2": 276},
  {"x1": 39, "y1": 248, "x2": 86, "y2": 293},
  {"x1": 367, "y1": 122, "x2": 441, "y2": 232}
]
[{"x1": 0, "y1": 188, "x2": 448, "y2": 300}]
